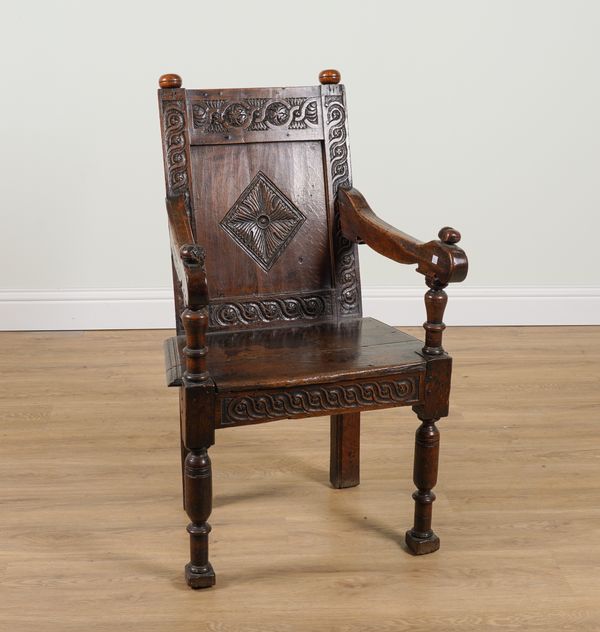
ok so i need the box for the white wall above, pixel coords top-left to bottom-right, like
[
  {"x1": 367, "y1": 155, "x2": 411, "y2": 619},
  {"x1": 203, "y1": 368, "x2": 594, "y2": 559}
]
[{"x1": 1, "y1": 0, "x2": 599, "y2": 328}]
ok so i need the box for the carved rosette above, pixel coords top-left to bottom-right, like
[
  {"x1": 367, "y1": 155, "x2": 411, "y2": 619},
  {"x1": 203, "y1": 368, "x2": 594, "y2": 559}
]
[
  {"x1": 220, "y1": 171, "x2": 306, "y2": 271},
  {"x1": 325, "y1": 94, "x2": 361, "y2": 316},
  {"x1": 220, "y1": 376, "x2": 420, "y2": 425},
  {"x1": 209, "y1": 294, "x2": 332, "y2": 328},
  {"x1": 192, "y1": 97, "x2": 319, "y2": 134}
]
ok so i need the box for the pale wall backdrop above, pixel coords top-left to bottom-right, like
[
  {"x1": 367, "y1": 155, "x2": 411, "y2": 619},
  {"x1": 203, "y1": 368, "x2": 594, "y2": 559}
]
[{"x1": 1, "y1": 0, "x2": 599, "y2": 328}]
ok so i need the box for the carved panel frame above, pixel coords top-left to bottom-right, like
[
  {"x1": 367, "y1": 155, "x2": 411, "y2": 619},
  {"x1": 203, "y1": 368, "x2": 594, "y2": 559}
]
[
  {"x1": 208, "y1": 289, "x2": 333, "y2": 330},
  {"x1": 186, "y1": 86, "x2": 324, "y2": 145},
  {"x1": 159, "y1": 83, "x2": 363, "y2": 331},
  {"x1": 159, "y1": 89, "x2": 195, "y2": 333},
  {"x1": 321, "y1": 84, "x2": 362, "y2": 319},
  {"x1": 217, "y1": 371, "x2": 424, "y2": 427}
]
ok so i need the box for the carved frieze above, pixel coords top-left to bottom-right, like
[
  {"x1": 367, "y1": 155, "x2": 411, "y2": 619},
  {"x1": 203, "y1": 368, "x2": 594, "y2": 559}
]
[
  {"x1": 209, "y1": 293, "x2": 332, "y2": 328},
  {"x1": 192, "y1": 97, "x2": 319, "y2": 134},
  {"x1": 221, "y1": 376, "x2": 421, "y2": 425}
]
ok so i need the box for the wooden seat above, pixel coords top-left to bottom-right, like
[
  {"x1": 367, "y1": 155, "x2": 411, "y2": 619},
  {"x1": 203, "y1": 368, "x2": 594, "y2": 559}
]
[
  {"x1": 157, "y1": 69, "x2": 468, "y2": 588},
  {"x1": 165, "y1": 317, "x2": 426, "y2": 423}
]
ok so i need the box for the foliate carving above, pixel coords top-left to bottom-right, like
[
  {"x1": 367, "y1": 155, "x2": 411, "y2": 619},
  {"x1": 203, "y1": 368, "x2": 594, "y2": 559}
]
[
  {"x1": 325, "y1": 95, "x2": 360, "y2": 315},
  {"x1": 163, "y1": 101, "x2": 189, "y2": 195},
  {"x1": 209, "y1": 294, "x2": 332, "y2": 328},
  {"x1": 220, "y1": 171, "x2": 306, "y2": 271},
  {"x1": 221, "y1": 377, "x2": 420, "y2": 425},
  {"x1": 192, "y1": 97, "x2": 319, "y2": 133}
]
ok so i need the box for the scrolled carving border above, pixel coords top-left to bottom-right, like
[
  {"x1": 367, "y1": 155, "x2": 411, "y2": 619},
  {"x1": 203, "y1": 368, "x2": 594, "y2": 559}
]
[
  {"x1": 162, "y1": 100, "x2": 189, "y2": 197},
  {"x1": 324, "y1": 93, "x2": 361, "y2": 316},
  {"x1": 160, "y1": 96, "x2": 193, "y2": 334},
  {"x1": 220, "y1": 375, "x2": 421, "y2": 425},
  {"x1": 209, "y1": 293, "x2": 332, "y2": 328}
]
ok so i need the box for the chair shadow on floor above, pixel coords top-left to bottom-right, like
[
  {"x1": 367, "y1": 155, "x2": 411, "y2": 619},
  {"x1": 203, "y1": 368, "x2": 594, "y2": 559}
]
[{"x1": 123, "y1": 452, "x2": 410, "y2": 589}]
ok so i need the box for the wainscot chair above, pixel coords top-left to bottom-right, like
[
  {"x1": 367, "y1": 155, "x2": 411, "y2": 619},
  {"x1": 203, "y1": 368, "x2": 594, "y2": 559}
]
[{"x1": 157, "y1": 69, "x2": 468, "y2": 588}]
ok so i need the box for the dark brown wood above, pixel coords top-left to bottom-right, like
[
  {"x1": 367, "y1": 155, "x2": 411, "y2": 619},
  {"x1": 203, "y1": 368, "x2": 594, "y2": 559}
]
[
  {"x1": 423, "y1": 278, "x2": 448, "y2": 356},
  {"x1": 330, "y1": 413, "x2": 360, "y2": 488},
  {"x1": 180, "y1": 403, "x2": 188, "y2": 510},
  {"x1": 184, "y1": 449, "x2": 215, "y2": 588},
  {"x1": 187, "y1": 86, "x2": 323, "y2": 146},
  {"x1": 167, "y1": 318, "x2": 425, "y2": 390},
  {"x1": 337, "y1": 187, "x2": 467, "y2": 353},
  {"x1": 157, "y1": 70, "x2": 468, "y2": 588},
  {"x1": 319, "y1": 69, "x2": 341, "y2": 84},
  {"x1": 181, "y1": 308, "x2": 209, "y2": 382},
  {"x1": 405, "y1": 415, "x2": 441, "y2": 554},
  {"x1": 337, "y1": 187, "x2": 467, "y2": 286},
  {"x1": 166, "y1": 195, "x2": 208, "y2": 311}
]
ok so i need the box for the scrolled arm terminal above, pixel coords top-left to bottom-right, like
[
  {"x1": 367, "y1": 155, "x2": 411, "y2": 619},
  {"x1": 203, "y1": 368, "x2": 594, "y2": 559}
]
[
  {"x1": 166, "y1": 195, "x2": 209, "y2": 310},
  {"x1": 336, "y1": 187, "x2": 468, "y2": 354}
]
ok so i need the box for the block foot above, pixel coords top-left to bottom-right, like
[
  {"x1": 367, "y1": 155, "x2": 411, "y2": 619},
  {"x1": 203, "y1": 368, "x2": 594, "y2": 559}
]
[
  {"x1": 185, "y1": 562, "x2": 216, "y2": 589},
  {"x1": 405, "y1": 530, "x2": 440, "y2": 555}
]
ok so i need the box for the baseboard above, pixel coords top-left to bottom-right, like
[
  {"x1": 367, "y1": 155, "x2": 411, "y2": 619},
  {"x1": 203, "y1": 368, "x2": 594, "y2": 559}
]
[
  {"x1": 0, "y1": 289, "x2": 175, "y2": 331},
  {"x1": 362, "y1": 286, "x2": 600, "y2": 326},
  {"x1": 0, "y1": 286, "x2": 598, "y2": 331}
]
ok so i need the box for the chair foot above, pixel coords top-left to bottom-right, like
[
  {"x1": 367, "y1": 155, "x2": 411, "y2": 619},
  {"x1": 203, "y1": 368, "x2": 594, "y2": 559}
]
[
  {"x1": 185, "y1": 562, "x2": 216, "y2": 589},
  {"x1": 184, "y1": 449, "x2": 214, "y2": 589},
  {"x1": 405, "y1": 530, "x2": 440, "y2": 555},
  {"x1": 407, "y1": 416, "x2": 441, "y2": 555}
]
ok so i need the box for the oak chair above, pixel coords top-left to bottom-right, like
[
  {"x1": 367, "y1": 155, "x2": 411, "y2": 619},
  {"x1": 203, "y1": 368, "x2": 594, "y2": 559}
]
[{"x1": 157, "y1": 69, "x2": 468, "y2": 588}]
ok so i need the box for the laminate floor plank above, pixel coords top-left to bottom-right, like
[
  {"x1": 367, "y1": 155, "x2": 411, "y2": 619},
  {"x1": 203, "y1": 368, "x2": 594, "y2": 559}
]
[{"x1": 1, "y1": 326, "x2": 599, "y2": 631}]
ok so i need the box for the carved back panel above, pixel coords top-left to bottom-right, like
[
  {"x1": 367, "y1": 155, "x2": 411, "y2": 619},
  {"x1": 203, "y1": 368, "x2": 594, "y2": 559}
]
[{"x1": 159, "y1": 82, "x2": 361, "y2": 332}]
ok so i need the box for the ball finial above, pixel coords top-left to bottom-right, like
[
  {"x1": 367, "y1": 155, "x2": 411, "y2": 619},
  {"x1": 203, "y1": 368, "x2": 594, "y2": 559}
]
[
  {"x1": 438, "y1": 227, "x2": 461, "y2": 245},
  {"x1": 319, "y1": 69, "x2": 341, "y2": 85},
  {"x1": 159, "y1": 73, "x2": 182, "y2": 89}
]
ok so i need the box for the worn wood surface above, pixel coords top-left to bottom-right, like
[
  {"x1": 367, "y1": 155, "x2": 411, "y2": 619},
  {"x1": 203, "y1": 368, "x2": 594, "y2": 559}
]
[
  {"x1": 189, "y1": 140, "x2": 331, "y2": 307},
  {"x1": 158, "y1": 73, "x2": 468, "y2": 582},
  {"x1": 173, "y1": 318, "x2": 425, "y2": 390},
  {"x1": 337, "y1": 188, "x2": 467, "y2": 286},
  {"x1": 158, "y1": 75, "x2": 363, "y2": 334},
  {"x1": 1, "y1": 326, "x2": 599, "y2": 629}
]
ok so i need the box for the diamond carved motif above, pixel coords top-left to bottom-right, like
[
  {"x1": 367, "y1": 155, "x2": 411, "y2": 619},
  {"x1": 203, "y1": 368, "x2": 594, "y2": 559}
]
[{"x1": 220, "y1": 172, "x2": 306, "y2": 271}]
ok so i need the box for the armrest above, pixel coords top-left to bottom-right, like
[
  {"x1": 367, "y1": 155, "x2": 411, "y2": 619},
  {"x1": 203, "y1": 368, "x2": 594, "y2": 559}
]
[
  {"x1": 337, "y1": 187, "x2": 468, "y2": 286},
  {"x1": 166, "y1": 195, "x2": 209, "y2": 310},
  {"x1": 337, "y1": 187, "x2": 468, "y2": 357},
  {"x1": 166, "y1": 195, "x2": 210, "y2": 383}
]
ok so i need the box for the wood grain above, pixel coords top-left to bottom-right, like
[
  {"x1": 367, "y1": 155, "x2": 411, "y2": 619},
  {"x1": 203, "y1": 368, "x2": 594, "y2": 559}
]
[
  {"x1": 158, "y1": 76, "x2": 461, "y2": 583},
  {"x1": 1, "y1": 326, "x2": 600, "y2": 629},
  {"x1": 190, "y1": 140, "x2": 331, "y2": 305}
]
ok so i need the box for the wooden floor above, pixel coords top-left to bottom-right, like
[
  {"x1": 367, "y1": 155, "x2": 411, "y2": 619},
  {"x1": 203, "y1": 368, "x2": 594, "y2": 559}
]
[{"x1": 1, "y1": 326, "x2": 600, "y2": 631}]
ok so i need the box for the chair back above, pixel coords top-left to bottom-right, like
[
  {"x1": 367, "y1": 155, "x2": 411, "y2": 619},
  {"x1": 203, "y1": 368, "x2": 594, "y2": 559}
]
[{"x1": 158, "y1": 72, "x2": 362, "y2": 332}]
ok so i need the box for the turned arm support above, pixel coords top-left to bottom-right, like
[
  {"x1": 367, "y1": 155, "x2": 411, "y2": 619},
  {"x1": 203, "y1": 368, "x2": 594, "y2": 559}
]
[
  {"x1": 166, "y1": 195, "x2": 209, "y2": 382},
  {"x1": 337, "y1": 187, "x2": 469, "y2": 355}
]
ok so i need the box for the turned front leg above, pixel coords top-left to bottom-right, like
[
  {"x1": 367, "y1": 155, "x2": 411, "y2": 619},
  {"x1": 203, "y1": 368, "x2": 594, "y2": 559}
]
[
  {"x1": 184, "y1": 448, "x2": 215, "y2": 588},
  {"x1": 405, "y1": 416, "x2": 441, "y2": 554}
]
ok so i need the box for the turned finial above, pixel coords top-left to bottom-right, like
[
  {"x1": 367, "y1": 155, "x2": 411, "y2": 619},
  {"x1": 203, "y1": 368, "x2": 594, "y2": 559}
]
[
  {"x1": 319, "y1": 69, "x2": 341, "y2": 85},
  {"x1": 159, "y1": 73, "x2": 182, "y2": 89},
  {"x1": 438, "y1": 226, "x2": 461, "y2": 245}
]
